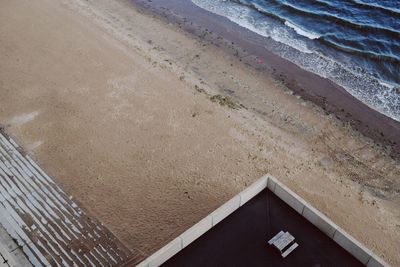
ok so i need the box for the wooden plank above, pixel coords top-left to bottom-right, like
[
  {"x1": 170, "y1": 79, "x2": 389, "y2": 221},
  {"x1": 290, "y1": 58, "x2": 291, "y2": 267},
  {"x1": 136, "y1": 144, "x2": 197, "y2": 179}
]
[
  {"x1": 274, "y1": 232, "x2": 295, "y2": 251},
  {"x1": 268, "y1": 231, "x2": 285, "y2": 245},
  {"x1": 282, "y1": 243, "x2": 299, "y2": 258}
]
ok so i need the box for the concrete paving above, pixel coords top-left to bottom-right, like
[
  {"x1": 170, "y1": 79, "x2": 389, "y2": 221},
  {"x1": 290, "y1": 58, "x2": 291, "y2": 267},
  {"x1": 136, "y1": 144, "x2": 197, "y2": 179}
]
[
  {"x1": 0, "y1": 224, "x2": 32, "y2": 267},
  {"x1": 0, "y1": 132, "x2": 138, "y2": 266}
]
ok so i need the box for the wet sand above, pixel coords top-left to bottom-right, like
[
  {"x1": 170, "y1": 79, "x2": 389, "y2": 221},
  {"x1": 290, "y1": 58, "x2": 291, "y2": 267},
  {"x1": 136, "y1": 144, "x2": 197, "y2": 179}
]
[
  {"x1": 133, "y1": 0, "x2": 400, "y2": 158},
  {"x1": 0, "y1": 0, "x2": 399, "y2": 265}
]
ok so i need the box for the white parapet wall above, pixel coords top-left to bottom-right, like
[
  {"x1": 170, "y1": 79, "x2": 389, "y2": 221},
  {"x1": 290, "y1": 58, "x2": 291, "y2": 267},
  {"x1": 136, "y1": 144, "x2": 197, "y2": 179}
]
[
  {"x1": 137, "y1": 174, "x2": 388, "y2": 267},
  {"x1": 265, "y1": 174, "x2": 388, "y2": 267}
]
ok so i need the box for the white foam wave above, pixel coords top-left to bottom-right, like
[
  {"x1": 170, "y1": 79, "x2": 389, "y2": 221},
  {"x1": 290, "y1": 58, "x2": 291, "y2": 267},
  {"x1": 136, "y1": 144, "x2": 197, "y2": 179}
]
[
  {"x1": 191, "y1": 0, "x2": 400, "y2": 122},
  {"x1": 284, "y1": 21, "x2": 321, "y2": 40},
  {"x1": 191, "y1": 0, "x2": 313, "y2": 53},
  {"x1": 377, "y1": 80, "x2": 396, "y2": 89}
]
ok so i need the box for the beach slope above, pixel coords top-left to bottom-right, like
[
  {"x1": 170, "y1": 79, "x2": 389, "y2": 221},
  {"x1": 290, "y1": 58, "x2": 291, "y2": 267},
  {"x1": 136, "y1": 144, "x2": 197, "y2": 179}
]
[{"x1": 0, "y1": 0, "x2": 399, "y2": 265}]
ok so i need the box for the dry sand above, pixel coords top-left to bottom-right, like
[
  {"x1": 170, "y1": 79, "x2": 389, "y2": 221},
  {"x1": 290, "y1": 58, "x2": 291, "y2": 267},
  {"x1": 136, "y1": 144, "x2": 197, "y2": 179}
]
[{"x1": 0, "y1": 0, "x2": 399, "y2": 265}]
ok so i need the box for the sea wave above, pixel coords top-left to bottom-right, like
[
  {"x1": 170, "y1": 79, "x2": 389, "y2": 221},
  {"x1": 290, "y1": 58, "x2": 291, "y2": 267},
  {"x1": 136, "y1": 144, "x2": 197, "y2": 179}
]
[
  {"x1": 191, "y1": 0, "x2": 400, "y2": 122},
  {"x1": 318, "y1": 35, "x2": 400, "y2": 64},
  {"x1": 192, "y1": 0, "x2": 314, "y2": 53},
  {"x1": 284, "y1": 21, "x2": 321, "y2": 40},
  {"x1": 237, "y1": 0, "x2": 400, "y2": 39},
  {"x1": 349, "y1": 0, "x2": 400, "y2": 15}
]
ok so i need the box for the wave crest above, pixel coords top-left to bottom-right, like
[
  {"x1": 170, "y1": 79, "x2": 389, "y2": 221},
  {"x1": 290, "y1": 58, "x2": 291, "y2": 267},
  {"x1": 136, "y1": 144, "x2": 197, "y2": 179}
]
[{"x1": 191, "y1": 0, "x2": 400, "y2": 121}]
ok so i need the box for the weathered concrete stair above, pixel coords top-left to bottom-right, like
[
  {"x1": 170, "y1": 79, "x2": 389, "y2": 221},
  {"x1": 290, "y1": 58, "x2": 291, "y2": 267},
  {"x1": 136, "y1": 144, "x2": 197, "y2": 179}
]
[{"x1": 0, "y1": 132, "x2": 141, "y2": 266}]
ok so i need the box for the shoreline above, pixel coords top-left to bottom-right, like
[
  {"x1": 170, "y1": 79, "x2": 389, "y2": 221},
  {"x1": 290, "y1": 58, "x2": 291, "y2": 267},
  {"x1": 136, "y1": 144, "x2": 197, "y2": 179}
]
[
  {"x1": 132, "y1": 0, "x2": 400, "y2": 158},
  {"x1": 1, "y1": 0, "x2": 399, "y2": 265}
]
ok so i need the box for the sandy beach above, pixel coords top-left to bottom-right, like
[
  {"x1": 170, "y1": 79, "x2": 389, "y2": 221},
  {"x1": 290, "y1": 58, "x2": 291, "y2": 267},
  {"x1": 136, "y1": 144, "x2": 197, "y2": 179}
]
[{"x1": 0, "y1": 0, "x2": 399, "y2": 265}]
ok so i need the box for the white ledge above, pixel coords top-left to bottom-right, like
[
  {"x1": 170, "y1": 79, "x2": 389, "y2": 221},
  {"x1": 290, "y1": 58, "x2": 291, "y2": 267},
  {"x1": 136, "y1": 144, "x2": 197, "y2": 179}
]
[{"x1": 137, "y1": 174, "x2": 388, "y2": 267}]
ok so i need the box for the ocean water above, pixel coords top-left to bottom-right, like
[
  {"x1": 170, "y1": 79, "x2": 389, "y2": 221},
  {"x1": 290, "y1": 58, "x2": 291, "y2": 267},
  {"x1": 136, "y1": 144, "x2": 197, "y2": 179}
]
[{"x1": 191, "y1": 0, "x2": 400, "y2": 122}]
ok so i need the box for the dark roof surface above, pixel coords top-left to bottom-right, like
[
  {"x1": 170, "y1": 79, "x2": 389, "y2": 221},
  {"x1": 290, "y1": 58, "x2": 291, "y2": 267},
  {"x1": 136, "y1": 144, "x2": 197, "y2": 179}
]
[{"x1": 164, "y1": 189, "x2": 362, "y2": 267}]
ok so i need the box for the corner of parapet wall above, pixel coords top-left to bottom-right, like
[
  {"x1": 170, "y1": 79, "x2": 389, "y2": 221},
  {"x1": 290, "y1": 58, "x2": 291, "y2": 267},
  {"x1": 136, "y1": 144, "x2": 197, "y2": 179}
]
[
  {"x1": 137, "y1": 174, "x2": 389, "y2": 267},
  {"x1": 265, "y1": 174, "x2": 388, "y2": 267}
]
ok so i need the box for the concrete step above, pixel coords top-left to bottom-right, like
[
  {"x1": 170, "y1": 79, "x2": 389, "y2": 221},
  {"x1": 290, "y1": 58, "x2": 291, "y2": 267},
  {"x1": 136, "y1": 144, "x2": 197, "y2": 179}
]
[{"x1": 0, "y1": 132, "x2": 138, "y2": 266}]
